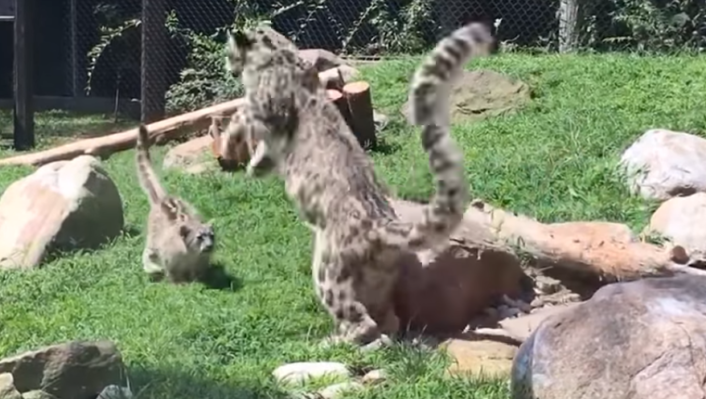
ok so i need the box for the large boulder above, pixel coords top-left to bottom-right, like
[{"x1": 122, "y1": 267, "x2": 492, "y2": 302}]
[
  {"x1": 0, "y1": 340, "x2": 126, "y2": 399},
  {"x1": 620, "y1": 129, "x2": 706, "y2": 201},
  {"x1": 511, "y1": 275, "x2": 706, "y2": 399},
  {"x1": 400, "y1": 70, "x2": 531, "y2": 124},
  {"x1": 0, "y1": 155, "x2": 124, "y2": 269}
]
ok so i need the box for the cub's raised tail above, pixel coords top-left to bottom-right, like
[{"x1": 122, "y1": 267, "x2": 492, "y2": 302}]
[
  {"x1": 380, "y1": 22, "x2": 495, "y2": 251},
  {"x1": 135, "y1": 124, "x2": 167, "y2": 204}
]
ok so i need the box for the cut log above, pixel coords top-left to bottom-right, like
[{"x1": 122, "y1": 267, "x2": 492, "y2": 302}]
[
  {"x1": 0, "y1": 98, "x2": 245, "y2": 167},
  {"x1": 326, "y1": 89, "x2": 354, "y2": 131},
  {"x1": 389, "y1": 197, "x2": 706, "y2": 283},
  {"x1": 343, "y1": 81, "x2": 377, "y2": 150}
]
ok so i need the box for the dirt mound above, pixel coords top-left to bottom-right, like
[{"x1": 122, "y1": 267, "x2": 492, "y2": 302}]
[{"x1": 401, "y1": 69, "x2": 531, "y2": 123}]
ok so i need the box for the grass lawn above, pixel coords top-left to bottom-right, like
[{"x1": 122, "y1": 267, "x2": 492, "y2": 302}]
[{"x1": 2, "y1": 51, "x2": 706, "y2": 398}]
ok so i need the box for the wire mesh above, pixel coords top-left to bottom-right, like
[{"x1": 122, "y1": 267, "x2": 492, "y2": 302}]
[
  {"x1": 63, "y1": 0, "x2": 622, "y2": 116},
  {"x1": 3, "y1": 0, "x2": 704, "y2": 140}
]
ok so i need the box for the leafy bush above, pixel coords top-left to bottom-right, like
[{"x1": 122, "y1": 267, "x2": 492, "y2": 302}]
[
  {"x1": 365, "y1": 0, "x2": 436, "y2": 55},
  {"x1": 588, "y1": 0, "x2": 706, "y2": 51},
  {"x1": 164, "y1": 29, "x2": 244, "y2": 115},
  {"x1": 162, "y1": 2, "x2": 288, "y2": 115}
]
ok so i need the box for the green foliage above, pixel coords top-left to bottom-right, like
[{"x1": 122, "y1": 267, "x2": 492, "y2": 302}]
[
  {"x1": 578, "y1": 0, "x2": 706, "y2": 51},
  {"x1": 608, "y1": 0, "x2": 705, "y2": 51},
  {"x1": 162, "y1": 1, "x2": 295, "y2": 114},
  {"x1": 164, "y1": 13, "x2": 245, "y2": 115},
  {"x1": 85, "y1": 2, "x2": 140, "y2": 95},
  {"x1": 365, "y1": 0, "x2": 436, "y2": 55}
]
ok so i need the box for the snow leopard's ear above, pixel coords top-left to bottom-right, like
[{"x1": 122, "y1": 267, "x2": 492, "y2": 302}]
[
  {"x1": 225, "y1": 30, "x2": 252, "y2": 74},
  {"x1": 230, "y1": 29, "x2": 253, "y2": 49}
]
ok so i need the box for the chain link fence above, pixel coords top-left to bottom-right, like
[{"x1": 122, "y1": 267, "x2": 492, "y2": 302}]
[
  {"x1": 67, "y1": 0, "x2": 607, "y2": 119},
  {"x1": 1, "y1": 0, "x2": 704, "y2": 146}
]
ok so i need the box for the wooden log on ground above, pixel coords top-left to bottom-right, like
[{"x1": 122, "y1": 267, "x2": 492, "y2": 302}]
[
  {"x1": 389, "y1": 197, "x2": 706, "y2": 282},
  {"x1": 0, "y1": 69, "x2": 344, "y2": 167},
  {"x1": 343, "y1": 81, "x2": 377, "y2": 150},
  {"x1": 326, "y1": 89, "x2": 354, "y2": 131},
  {"x1": 0, "y1": 98, "x2": 245, "y2": 167}
]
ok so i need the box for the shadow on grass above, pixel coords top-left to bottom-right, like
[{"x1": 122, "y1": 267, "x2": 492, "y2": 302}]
[
  {"x1": 199, "y1": 261, "x2": 243, "y2": 292},
  {"x1": 371, "y1": 137, "x2": 401, "y2": 156},
  {"x1": 121, "y1": 226, "x2": 142, "y2": 239},
  {"x1": 126, "y1": 366, "x2": 289, "y2": 399}
]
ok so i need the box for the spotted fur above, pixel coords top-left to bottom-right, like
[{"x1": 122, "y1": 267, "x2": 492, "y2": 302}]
[
  {"x1": 135, "y1": 124, "x2": 216, "y2": 283},
  {"x1": 223, "y1": 23, "x2": 494, "y2": 346}
]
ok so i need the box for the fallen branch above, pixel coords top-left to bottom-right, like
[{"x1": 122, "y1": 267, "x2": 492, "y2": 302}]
[
  {"x1": 0, "y1": 99, "x2": 246, "y2": 167},
  {"x1": 0, "y1": 69, "x2": 349, "y2": 167},
  {"x1": 389, "y1": 197, "x2": 698, "y2": 282}
]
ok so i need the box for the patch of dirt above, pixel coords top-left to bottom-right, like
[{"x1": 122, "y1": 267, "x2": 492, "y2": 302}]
[{"x1": 401, "y1": 69, "x2": 532, "y2": 124}]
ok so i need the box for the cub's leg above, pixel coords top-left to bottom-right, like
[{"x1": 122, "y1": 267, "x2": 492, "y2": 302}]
[
  {"x1": 164, "y1": 259, "x2": 194, "y2": 285},
  {"x1": 225, "y1": 105, "x2": 274, "y2": 176},
  {"x1": 142, "y1": 246, "x2": 165, "y2": 282}
]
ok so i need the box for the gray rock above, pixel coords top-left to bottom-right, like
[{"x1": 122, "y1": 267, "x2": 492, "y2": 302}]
[
  {"x1": 0, "y1": 340, "x2": 125, "y2": 399},
  {"x1": 361, "y1": 369, "x2": 387, "y2": 385},
  {"x1": 620, "y1": 129, "x2": 706, "y2": 201},
  {"x1": 318, "y1": 382, "x2": 363, "y2": 399},
  {"x1": 20, "y1": 391, "x2": 54, "y2": 399},
  {"x1": 273, "y1": 362, "x2": 350, "y2": 386},
  {"x1": 512, "y1": 275, "x2": 706, "y2": 399},
  {"x1": 0, "y1": 373, "x2": 21, "y2": 399}
]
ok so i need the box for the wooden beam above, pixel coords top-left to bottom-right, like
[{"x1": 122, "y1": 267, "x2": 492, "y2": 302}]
[
  {"x1": 0, "y1": 98, "x2": 245, "y2": 167},
  {"x1": 13, "y1": 0, "x2": 35, "y2": 150}
]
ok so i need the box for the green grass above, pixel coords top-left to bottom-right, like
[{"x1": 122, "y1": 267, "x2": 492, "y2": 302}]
[
  {"x1": 2, "y1": 51, "x2": 706, "y2": 398},
  {"x1": 0, "y1": 109, "x2": 135, "y2": 157}
]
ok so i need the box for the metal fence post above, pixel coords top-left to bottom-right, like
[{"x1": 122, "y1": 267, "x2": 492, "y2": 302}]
[
  {"x1": 141, "y1": 0, "x2": 168, "y2": 124},
  {"x1": 13, "y1": 0, "x2": 35, "y2": 150}
]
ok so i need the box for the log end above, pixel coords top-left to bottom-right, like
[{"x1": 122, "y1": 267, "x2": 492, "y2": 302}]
[{"x1": 343, "y1": 81, "x2": 370, "y2": 95}]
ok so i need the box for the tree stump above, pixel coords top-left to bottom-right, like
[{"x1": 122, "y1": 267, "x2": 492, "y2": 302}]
[
  {"x1": 326, "y1": 89, "x2": 354, "y2": 132},
  {"x1": 342, "y1": 81, "x2": 377, "y2": 150}
]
